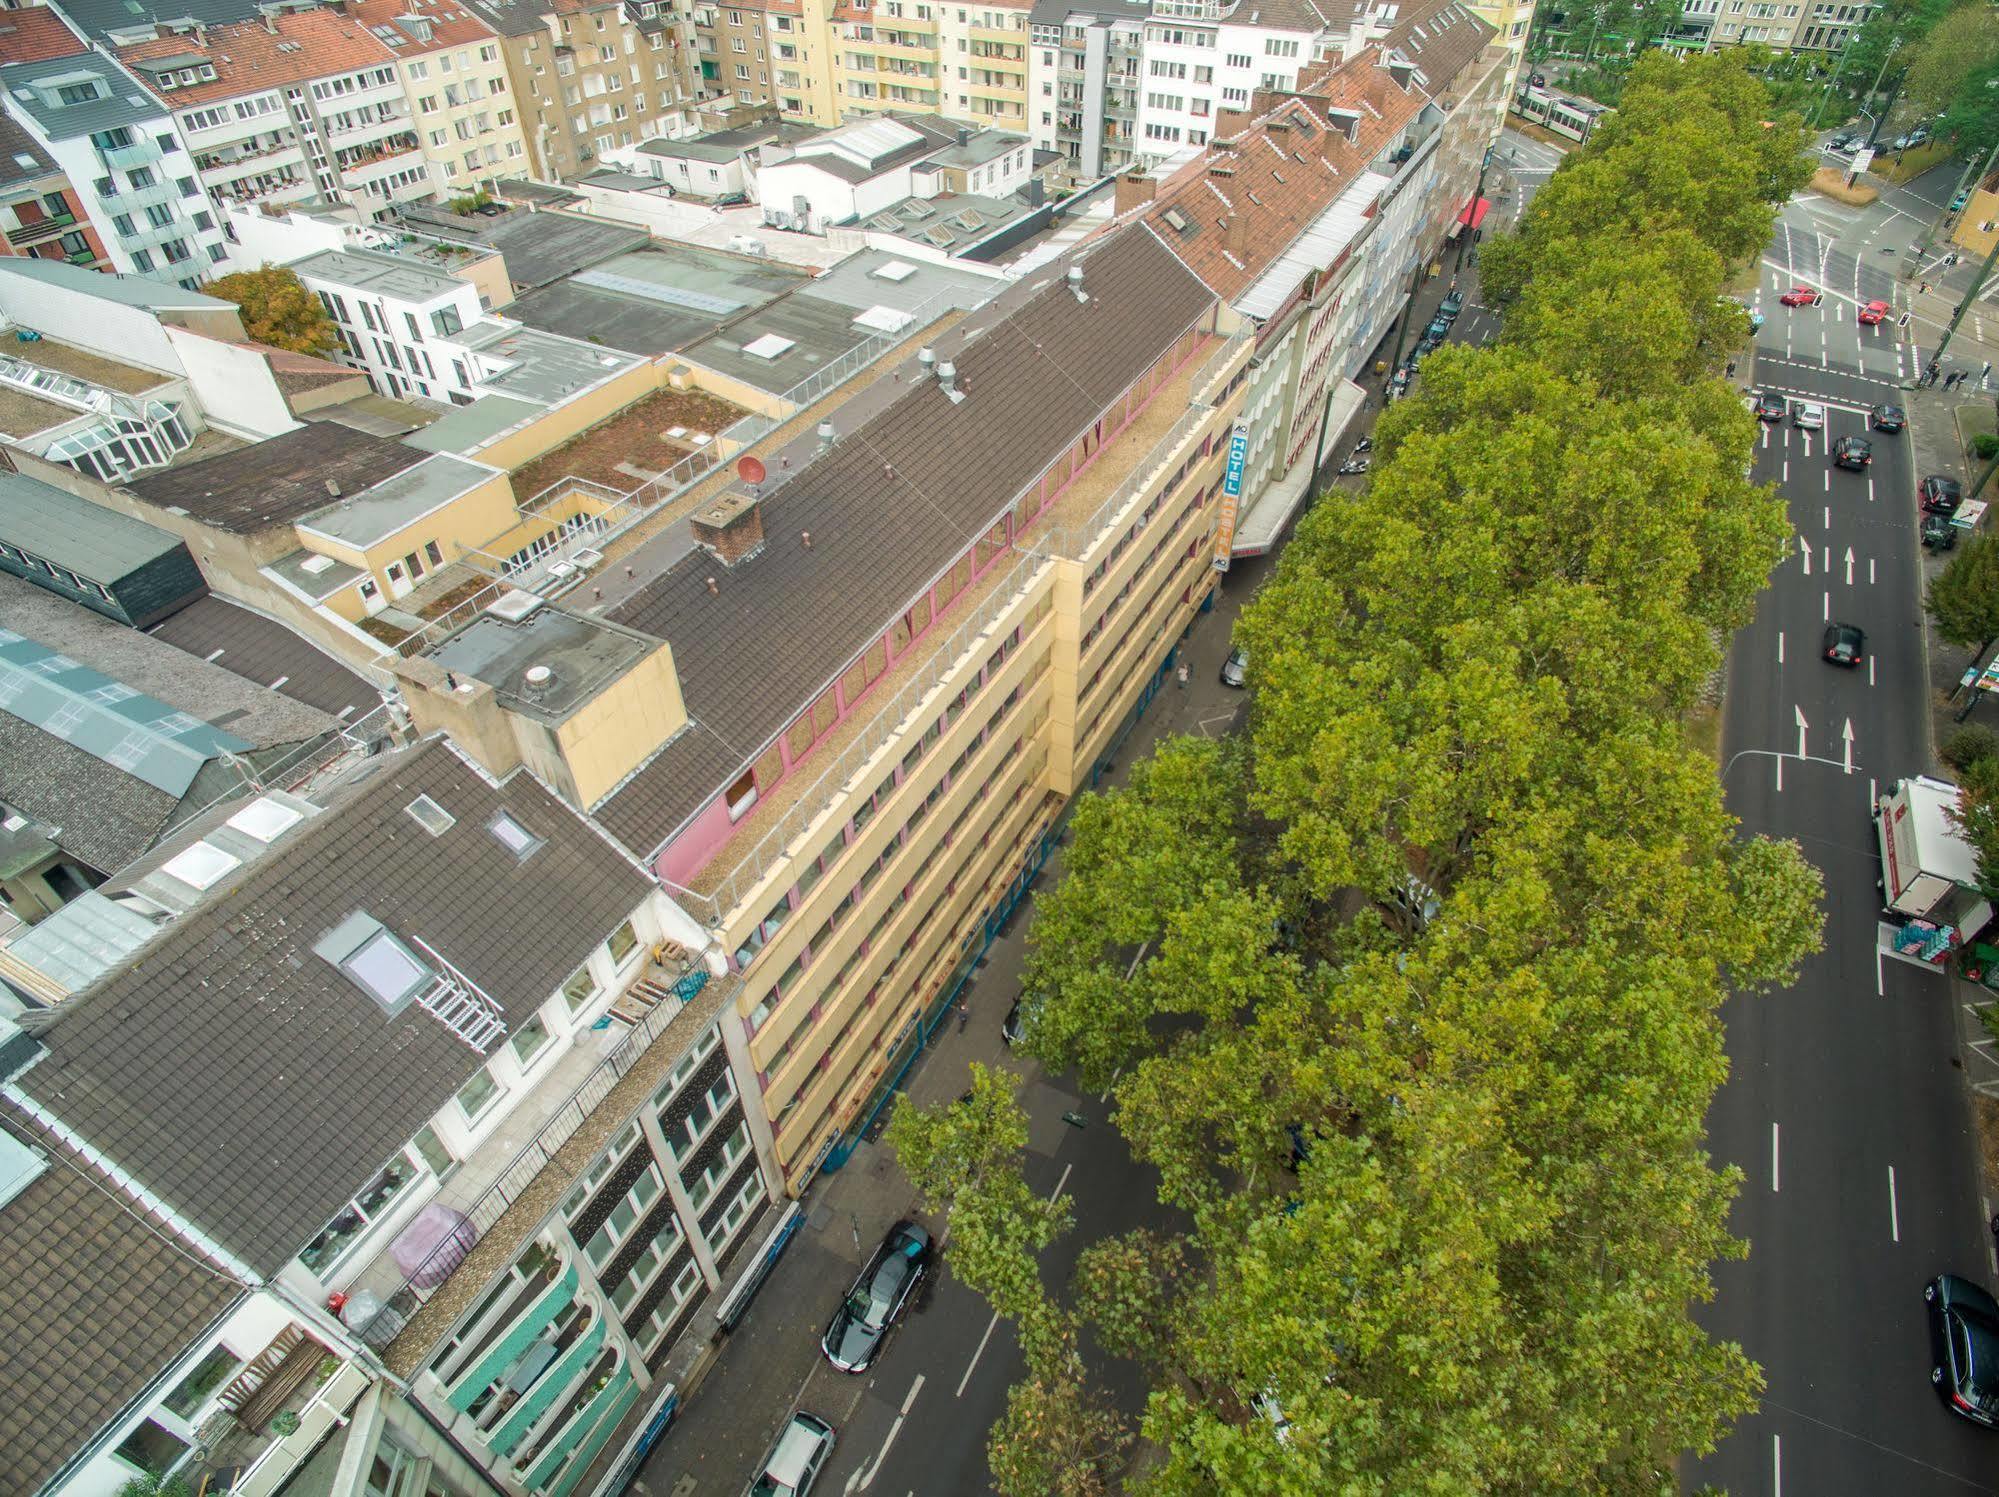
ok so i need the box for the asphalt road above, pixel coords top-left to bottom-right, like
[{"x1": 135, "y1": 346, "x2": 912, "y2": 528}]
[{"x1": 1694, "y1": 171, "x2": 1999, "y2": 1497}]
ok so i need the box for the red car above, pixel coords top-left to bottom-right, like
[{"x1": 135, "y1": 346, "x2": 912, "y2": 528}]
[
  {"x1": 1859, "y1": 299, "x2": 1891, "y2": 325},
  {"x1": 1779, "y1": 285, "x2": 1823, "y2": 307}
]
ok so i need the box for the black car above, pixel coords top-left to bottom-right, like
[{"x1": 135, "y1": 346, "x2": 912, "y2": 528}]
[
  {"x1": 1924, "y1": 513, "x2": 1960, "y2": 550},
  {"x1": 1001, "y1": 995, "x2": 1025, "y2": 1045},
  {"x1": 1754, "y1": 390, "x2": 1787, "y2": 422},
  {"x1": 1871, "y1": 403, "x2": 1907, "y2": 433},
  {"x1": 1928, "y1": 1274, "x2": 1999, "y2": 1427},
  {"x1": 1823, "y1": 622, "x2": 1865, "y2": 666},
  {"x1": 1828, "y1": 131, "x2": 1858, "y2": 151},
  {"x1": 1439, "y1": 291, "x2": 1465, "y2": 319},
  {"x1": 1417, "y1": 333, "x2": 1444, "y2": 355},
  {"x1": 1832, "y1": 435, "x2": 1873, "y2": 470},
  {"x1": 1424, "y1": 315, "x2": 1452, "y2": 341},
  {"x1": 1922, "y1": 475, "x2": 1965, "y2": 515},
  {"x1": 821, "y1": 1221, "x2": 930, "y2": 1373}
]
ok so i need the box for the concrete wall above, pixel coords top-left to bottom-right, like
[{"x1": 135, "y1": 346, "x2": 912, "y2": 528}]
[
  {"x1": 297, "y1": 469, "x2": 518, "y2": 595},
  {"x1": 470, "y1": 358, "x2": 663, "y2": 474},
  {"x1": 0, "y1": 274, "x2": 181, "y2": 377},
  {"x1": 565, "y1": 178, "x2": 728, "y2": 240},
  {"x1": 551, "y1": 642, "x2": 689, "y2": 810},
  {"x1": 163, "y1": 328, "x2": 302, "y2": 440}
]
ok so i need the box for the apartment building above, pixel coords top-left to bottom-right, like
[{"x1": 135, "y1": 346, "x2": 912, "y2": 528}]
[
  {"x1": 114, "y1": 12, "x2": 435, "y2": 225},
  {"x1": 0, "y1": 47, "x2": 231, "y2": 284},
  {"x1": 346, "y1": 0, "x2": 534, "y2": 197},
  {"x1": 0, "y1": 111, "x2": 106, "y2": 270},
  {"x1": 822, "y1": 0, "x2": 1032, "y2": 127},
  {"x1": 1462, "y1": 0, "x2": 1529, "y2": 88},
  {"x1": 757, "y1": 112, "x2": 1029, "y2": 229},
  {"x1": 699, "y1": 0, "x2": 782, "y2": 106},
  {"x1": 463, "y1": 0, "x2": 705, "y2": 182},
  {"x1": 0, "y1": 733, "x2": 763, "y2": 1497},
  {"x1": 1132, "y1": 0, "x2": 1344, "y2": 156},
  {"x1": 1027, "y1": 0, "x2": 1149, "y2": 178},
  {"x1": 1129, "y1": 6, "x2": 1501, "y2": 557}
]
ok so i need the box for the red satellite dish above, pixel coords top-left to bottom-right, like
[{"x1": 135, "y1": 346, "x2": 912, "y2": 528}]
[{"x1": 737, "y1": 454, "x2": 768, "y2": 486}]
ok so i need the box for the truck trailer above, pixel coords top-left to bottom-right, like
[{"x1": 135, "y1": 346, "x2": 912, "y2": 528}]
[{"x1": 1874, "y1": 775, "x2": 1994, "y2": 967}]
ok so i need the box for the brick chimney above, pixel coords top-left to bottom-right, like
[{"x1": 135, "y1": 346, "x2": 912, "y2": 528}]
[
  {"x1": 691, "y1": 489, "x2": 766, "y2": 566},
  {"x1": 1114, "y1": 171, "x2": 1156, "y2": 216}
]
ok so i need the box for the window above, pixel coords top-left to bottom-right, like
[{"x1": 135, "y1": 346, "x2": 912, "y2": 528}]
[
  {"x1": 488, "y1": 810, "x2": 544, "y2": 861},
  {"x1": 130, "y1": 248, "x2": 153, "y2": 272},
  {"x1": 456, "y1": 1065, "x2": 500, "y2": 1122},
  {"x1": 163, "y1": 1344, "x2": 241, "y2": 1419},
  {"x1": 114, "y1": 1419, "x2": 189, "y2": 1476},
  {"x1": 562, "y1": 963, "x2": 599, "y2": 1014},
  {"x1": 581, "y1": 1164, "x2": 664, "y2": 1265},
  {"x1": 425, "y1": 539, "x2": 444, "y2": 568},
  {"x1": 431, "y1": 304, "x2": 463, "y2": 336},
  {"x1": 511, "y1": 1013, "x2": 552, "y2": 1067},
  {"x1": 725, "y1": 767, "x2": 757, "y2": 819},
  {"x1": 413, "y1": 1123, "x2": 455, "y2": 1179},
  {"x1": 299, "y1": 1154, "x2": 419, "y2": 1272},
  {"x1": 608, "y1": 920, "x2": 639, "y2": 966}
]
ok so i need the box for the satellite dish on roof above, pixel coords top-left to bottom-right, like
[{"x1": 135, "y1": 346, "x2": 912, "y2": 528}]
[{"x1": 737, "y1": 454, "x2": 767, "y2": 486}]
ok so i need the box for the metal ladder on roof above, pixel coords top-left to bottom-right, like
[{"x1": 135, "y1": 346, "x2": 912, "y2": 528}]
[{"x1": 409, "y1": 936, "x2": 509, "y2": 1053}]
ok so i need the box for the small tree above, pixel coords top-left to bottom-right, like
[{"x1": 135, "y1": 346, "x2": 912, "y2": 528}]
[
  {"x1": 1929, "y1": 533, "x2": 1999, "y2": 667},
  {"x1": 202, "y1": 265, "x2": 337, "y2": 356},
  {"x1": 1944, "y1": 723, "x2": 1999, "y2": 773}
]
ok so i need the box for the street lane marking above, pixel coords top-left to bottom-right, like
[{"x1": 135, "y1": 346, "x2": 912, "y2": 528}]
[
  {"x1": 1777, "y1": 631, "x2": 1784, "y2": 665},
  {"x1": 1869, "y1": 655, "x2": 1876, "y2": 687},
  {"x1": 1890, "y1": 1165, "x2": 1901, "y2": 1242},
  {"x1": 955, "y1": 1165, "x2": 1073, "y2": 1397},
  {"x1": 1823, "y1": 589, "x2": 1830, "y2": 621},
  {"x1": 853, "y1": 1374, "x2": 927, "y2": 1492},
  {"x1": 1869, "y1": 477, "x2": 1876, "y2": 503},
  {"x1": 1774, "y1": 1434, "x2": 1782, "y2": 1497},
  {"x1": 1772, "y1": 1122, "x2": 1780, "y2": 1192}
]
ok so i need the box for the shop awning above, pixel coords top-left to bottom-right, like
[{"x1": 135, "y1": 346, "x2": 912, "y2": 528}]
[{"x1": 1457, "y1": 195, "x2": 1493, "y2": 230}]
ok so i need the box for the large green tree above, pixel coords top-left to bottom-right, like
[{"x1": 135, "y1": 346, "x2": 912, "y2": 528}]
[
  {"x1": 895, "y1": 51, "x2": 1825, "y2": 1497},
  {"x1": 1928, "y1": 531, "x2": 1999, "y2": 663}
]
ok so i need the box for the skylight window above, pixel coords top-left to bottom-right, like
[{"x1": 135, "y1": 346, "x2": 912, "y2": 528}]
[
  {"x1": 314, "y1": 911, "x2": 435, "y2": 1015},
  {"x1": 743, "y1": 333, "x2": 795, "y2": 360},
  {"x1": 227, "y1": 797, "x2": 303, "y2": 844},
  {"x1": 405, "y1": 793, "x2": 455, "y2": 836},
  {"x1": 488, "y1": 810, "x2": 544, "y2": 861},
  {"x1": 161, "y1": 841, "x2": 240, "y2": 891}
]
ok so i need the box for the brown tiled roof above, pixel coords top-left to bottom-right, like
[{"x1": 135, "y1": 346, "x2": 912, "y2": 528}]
[
  {"x1": 148, "y1": 595, "x2": 383, "y2": 721},
  {"x1": 1138, "y1": 56, "x2": 1417, "y2": 302},
  {"x1": 595, "y1": 223, "x2": 1215, "y2": 851},
  {"x1": 0, "y1": 112, "x2": 59, "y2": 191},
  {"x1": 1381, "y1": 0, "x2": 1496, "y2": 97},
  {"x1": 0, "y1": 6, "x2": 86, "y2": 64},
  {"x1": 124, "y1": 421, "x2": 427, "y2": 536},
  {"x1": 0, "y1": 1101, "x2": 243, "y2": 1495},
  {"x1": 347, "y1": 0, "x2": 502, "y2": 55},
  {"x1": 115, "y1": 11, "x2": 399, "y2": 107},
  {"x1": 18, "y1": 738, "x2": 653, "y2": 1276}
]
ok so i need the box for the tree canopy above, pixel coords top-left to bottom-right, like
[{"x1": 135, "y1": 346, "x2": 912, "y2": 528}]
[
  {"x1": 202, "y1": 264, "x2": 339, "y2": 356},
  {"x1": 894, "y1": 52, "x2": 1823, "y2": 1497}
]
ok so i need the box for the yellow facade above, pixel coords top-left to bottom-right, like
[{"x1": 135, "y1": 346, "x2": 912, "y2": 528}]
[
  {"x1": 827, "y1": 1, "x2": 1028, "y2": 124},
  {"x1": 296, "y1": 468, "x2": 518, "y2": 599},
  {"x1": 399, "y1": 41, "x2": 535, "y2": 198},
  {"x1": 551, "y1": 643, "x2": 690, "y2": 806}
]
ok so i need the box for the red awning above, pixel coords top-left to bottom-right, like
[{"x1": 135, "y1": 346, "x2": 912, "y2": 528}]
[{"x1": 1457, "y1": 196, "x2": 1493, "y2": 230}]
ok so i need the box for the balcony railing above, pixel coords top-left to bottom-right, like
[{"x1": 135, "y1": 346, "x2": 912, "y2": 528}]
[
  {"x1": 6, "y1": 212, "x2": 74, "y2": 247},
  {"x1": 100, "y1": 139, "x2": 163, "y2": 171}
]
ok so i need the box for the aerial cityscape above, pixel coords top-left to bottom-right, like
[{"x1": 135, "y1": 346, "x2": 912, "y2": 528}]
[{"x1": 0, "y1": 0, "x2": 1993, "y2": 1491}]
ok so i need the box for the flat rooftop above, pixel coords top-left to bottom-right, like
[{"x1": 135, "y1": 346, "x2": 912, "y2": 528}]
[
  {"x1": 290, "y1": 247, "x2": 463, "y2": 303},
  {"x1": 0, "y1": 470, "x2": 184, "y2": 577},
  {"x1": 396, "y1": 205, "x2": 646, "y2": 291},
  {"x1": 452, "y1": 320, "x2": 644, "y2": 406},
  {"x1": 295, "y1": 452, "x2": 495, "y2": 548},
  {"x1": 126, "y1": 422, "x2": 427, "y2": 536},
  {"x1": 423, "y1": 602, "x2": 655, "y2": 722},
  {"x1": 504, "y1": 243, "x2": 809, "y2": 355}
]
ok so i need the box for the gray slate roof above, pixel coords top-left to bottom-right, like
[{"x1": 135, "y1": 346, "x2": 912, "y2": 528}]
[
  {"x1": 124, "y1": 421, "x2": 428, "y2": 536},
  {"x1": 147, "y1": 596, "x2": 383, "y2": 722},
  {"x1": 0, "y1": 710, "x2": 179, "y2": 873},
  {"x1": 460, "y1": 0, "x2": 562, "y2": 38},
  {"x1": 397, "y1": 203, "x2": 646, "y2": 290},
  {"x1": 594, "y1": 223, "x2": 1214, "y2": 850},
  {"x1": 18, "y1": 738, "x2": 653, "y2": 1276},
  {"x1": 0, "y1": 1100, "x2": 243, "y2": 1496},
  {"x1": 0, "y1": 51, "x2": 165, "y2": 141},
  {"x1": 0, "y1": 256, "x2": 228, "y2": 309},
  {"x1": 0, "y1": 111, "x2": 56, "y2": 191},
  {"x1": 0, "y1": 468, "x2": 185, "y2": 580},
  {"x1": 36, "y1": 0, "x2": 265, "y2": 41}
]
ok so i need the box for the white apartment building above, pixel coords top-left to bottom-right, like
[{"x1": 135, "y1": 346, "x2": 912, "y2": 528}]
[
  {"x1": 1133, "y1": 0, "x2": 1339, "y2": 156},
  {"x1": 1027, "y1": 0, "x2": 1148, "y2": 179},
  {"x1": 116, "y1": 12, "x2": 434, "y2": 227},
  {"x1": 348, "y1": 0, "x2": 534, "y2": 197},
  {"x1": 0, "y1": 50, "x2": 231, "y2": 286}
]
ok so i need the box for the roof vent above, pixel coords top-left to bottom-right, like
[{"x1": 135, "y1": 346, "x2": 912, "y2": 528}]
[
  {"x1": 936, "y1": 360, "x2": 964, "y2": 404},
  {"x1": 522, "y1": 663, "x2": 555, "y2": 699},
  {"x1": 817, "y1": 418, "x2": 836, "y2": 452},
  {"x1": 917, "y1": 346, "x2": 936, "y2": 372},
  {"x1": 1067, "y1": 264, "x2": 1088, "y2": 304}
]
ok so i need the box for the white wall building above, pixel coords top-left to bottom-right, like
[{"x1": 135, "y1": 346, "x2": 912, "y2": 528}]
[
  {"x1": 1134, "y1": 0, "x2": 1339, "y2": 157},
  {"x1": 0, "y1": 51, "x2": 231, "y2": 285},
  {"x1": 757, "y1": 113, "x2": 1030, "y2": 232}
]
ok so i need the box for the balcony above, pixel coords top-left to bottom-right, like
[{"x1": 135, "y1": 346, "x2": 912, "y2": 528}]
[
  {"x1": 329, "y1": 109, "x2": 412, "y2": 146},
  {"x1": 338, "y1": 138, "x2": 422, "y2": 181},
  {"x1": 99, "y1": 138, "x2": 162, "y2": 171},
  {"x1": 121, "y1": 218, "x2": 195, "y2": 252},
  {"x1": 338, "y1": 952, "x2": 721, "y2": 1350},
  {"x1": 6, "y1": 211, "x2": 75, "y2": 248},
  {"x1": 196, "y1": 140, "x2": 306, "y2": 183}
]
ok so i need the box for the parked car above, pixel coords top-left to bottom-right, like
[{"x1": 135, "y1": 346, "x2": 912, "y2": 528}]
[
  {"x1": 821, "y1": 1221, "x2": 930, "y2": 1373},
  {"x1": 1792, "y1": 401, "x2": 1826, "y2": 430},
  {"x1": 1860, "y1": 299, "x2": 1891, "y2": 325},
  {"x1": 1909, "y1": 124, "x2": 1932, "y2": 146},
  {"x1": 748, "y1": 1412, "x2": 837, "y2": 1497},
  {"x1": 1922, "y1": 475, "x2": 1965, "y2": 515},
  {"x1": 1424, "y1": 315, "x2": 1452, "y2": 341},
  {"x1": 1754, "y1": 390, "x2": 1788, "y2": 422},
  {"x1": 1891, "y1": 134, "x2": 1911, "y2": 151},
  {"x1": 1823, "y1": 622, "x2": 1866, "y2": 667},
  {"x1": 1871, "y1": 403, "x2": 1907, "y2": 433},
  {"x1": 1002, "y1": 995, "x2": 1025, "y2": 1046},
  {"x1": 1832, "y1": 434, "x2": 1873, "y2": 470},
  {"x1": 1923, "y1": 513, "x2": 1960, "y2": 550},
  {"x1": 1927, "y1": 1274, "x2": 1999, "y2": 1427},
  {"x1": 1828, "y1": 131, "x2": 1858, "y2": 151},
  {"x1": 1417, "y1": 333, "x2": 1444, "y2": 355},
  {"x1": 1779, "y1": 284, "x2": 1824, "y2": 307},
  {"x1": 1221, "y1": 646, "x2": 1249, "y2": 687},
  {"x1": 1439, "y1": 290, "x2": 1465, "y2": 318},
  {"x1": 1954, "y1": 189, "x2": 1972, "y2": 213}
]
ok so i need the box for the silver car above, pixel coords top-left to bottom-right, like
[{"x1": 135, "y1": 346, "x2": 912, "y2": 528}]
[{"x1": 748, "y1": 1411, "x2": 836, "y2": 1497}]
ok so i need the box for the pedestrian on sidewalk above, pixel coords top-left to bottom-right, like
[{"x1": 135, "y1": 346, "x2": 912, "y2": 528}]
[
  {"x1": 1175, "y1": 662, "x2": 1189, "y2": 690},
  {"x1": 1923, "y1": 281, "x2": 1933, "y2": 295}
]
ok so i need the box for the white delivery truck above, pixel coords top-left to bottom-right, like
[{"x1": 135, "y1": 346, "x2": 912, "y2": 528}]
[{"x1": 1874, "y1": 775, "x2": 1994, "y2": 968}]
